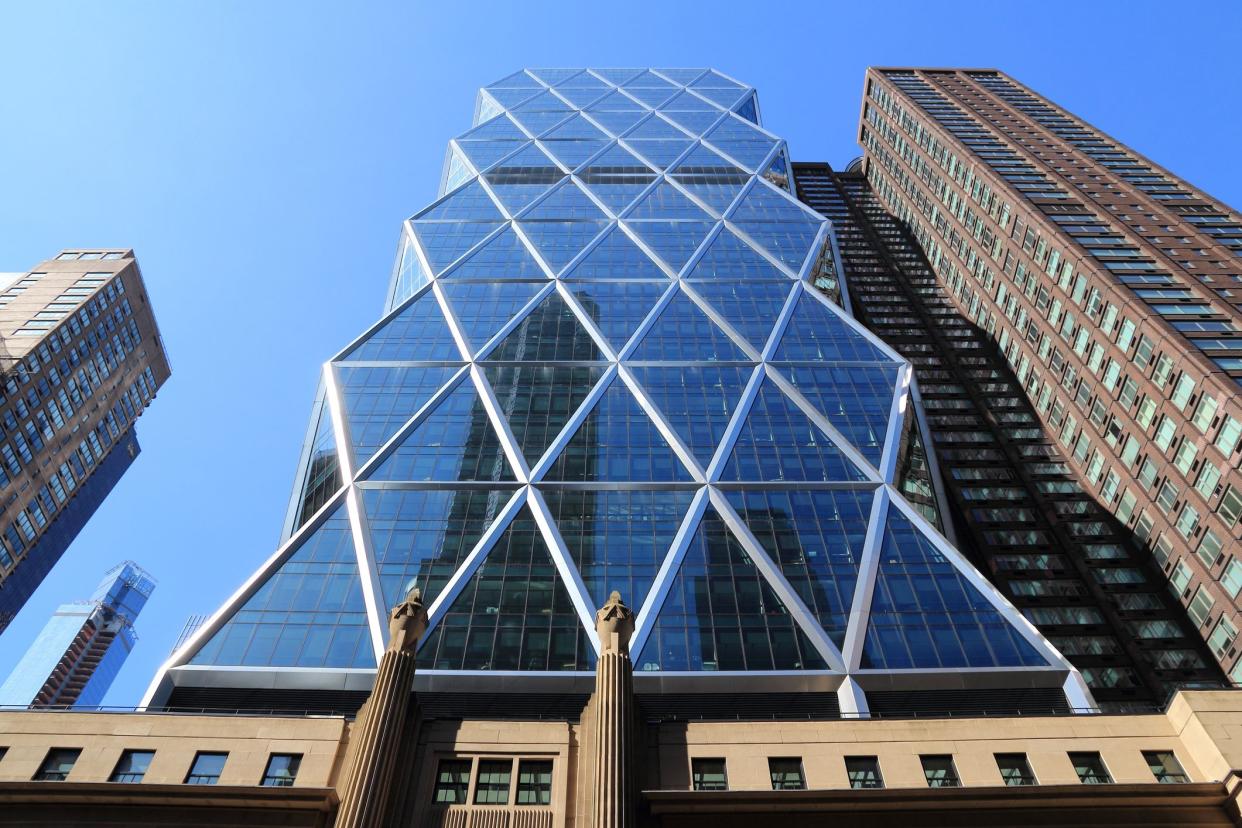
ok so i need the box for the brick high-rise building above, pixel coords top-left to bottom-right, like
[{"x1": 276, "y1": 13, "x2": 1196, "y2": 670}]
[
  {"x1": 852, "y1": 69, "x2": 1242, "y2": 688},
  {"x1": 0, "y1": 251, "x2": 170, "y2": 632}
]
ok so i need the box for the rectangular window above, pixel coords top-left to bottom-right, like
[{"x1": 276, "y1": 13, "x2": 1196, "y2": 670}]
[
  {"x1": 34, "y1": 748, "x2": 81, "y2": 781},
  {"x1": 691, "y1": 758, "x2": 728, "y2": 791},
  {"x1": 185, "y1": 751, "x2": 228, "y2": 785},
  {"x1": 516, "y1": 760, "x2": 553, "y2": 805},
  {"x1": 433, "y1": 759, "x2": 472, "y2": 804},
  {"x1": 845, "y1": 756, "x2": 884, "y2": 789},
  {"x1": 474, "y1": 760, "x2": 512, "y2": 804},
  {"x1": 768, "y1": 758, "x2": 806, "y2": 790},
  {"x1": 1188, "y1": 587, "x2": 1215, "y2": 626},
  {"x1": 921, "y1": 755, "x2": 961, "y2": 788},
  {"x1": 1070, "y1": 752, "x2": 1112, "y2": 784},
  {"x1": 1143, "y1": 751, "x2": 1189, "y2": 784},
  {"x1": 109, "y1": 749, "x2": 155, "y2": 783},
  {"x1": 261, "y1": 753, "x2": 301, "y2": 787},
  {"x1": 995, "y1": 753, "x2": 1036, "y2": 786}
]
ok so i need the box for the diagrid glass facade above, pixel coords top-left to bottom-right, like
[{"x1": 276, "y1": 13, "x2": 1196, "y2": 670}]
[{"x1": 162, "y1": 69, "x2": 1082, "y2": 704}]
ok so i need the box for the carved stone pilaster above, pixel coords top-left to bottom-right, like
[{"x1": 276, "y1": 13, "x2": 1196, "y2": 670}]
[
  {"x1": 591, "y1": 591, "x2": 636, "y2": 828},
  {"x1": 335, "y1": 588, "x2": 427, "y2": 828}
]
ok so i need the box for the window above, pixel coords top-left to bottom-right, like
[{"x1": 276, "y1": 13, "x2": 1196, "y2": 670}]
[
  {"x1": 921, "y1": 755, "x2": 960, "y2": 788},
  {"x1": 34, "y1": 748, "x2": 80, "y2": 781},
  {"x1": 768, "y1": 758, "x2": 806, "y2": 790},
  {"x1": 691, "y1": 758, "x2": 728, "y2": 791},
  {"x1": 845, "y1": 756, "x2": 884, "y2": 789},
  {"x1": 185, "y1": 752, "x2": 228, "y2": 785},
  {"x1": 1069, "y1": 752, "x2": 1112, "y2": 784},
  {"x1": 109, "y1": 749, "x2": 154, "y2": 783},
  {"x1": 474, "y1": 760, "x2": 512, "y2": 804},
  {"x1": 433, "y1": 760, "x2": 472, "y2": 803},
  {"x1": 261, "y1": 753, "x2": 301, "y2": 787},
  {"x1": 1143, "y1": 751, "x2": 1189, "y2": 783},
  {"x1": 516, "y1": 760, "x2": 553, "y2": 805},
  {"x1": 995, "y1": 753, "x2": 1036, "y2": 786}
]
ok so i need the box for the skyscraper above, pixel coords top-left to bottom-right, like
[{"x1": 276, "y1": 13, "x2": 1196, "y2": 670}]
[
  {"x1": 853, "y1": 68, "x2": 1242, "y2": 686},
  {"x1": 0, "y1": 562, "x2": 155, "y2": 708},
  {"x1": 0, "y1": 250, "x2": 169, "y2": 633},
  {"x1": 149, "y1": 68, "x2": 1088, "y2": 717}
]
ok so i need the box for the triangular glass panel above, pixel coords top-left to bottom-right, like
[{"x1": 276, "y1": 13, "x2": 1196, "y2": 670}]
[
  {"x1": 624, "y1": 69, "x2": 677, "y2": 88},
  {"x1": 519, "y1": 219, "x2": 610, "y2": 272},
  {"x1": 482, "y1": 87, "x2": 540, "y2": 108},
  {"x1": 761, "y1": 148, "x2": 791, "y2": 191},
  {"x1": 440, "y1": 281, "x2": 548, "y2": 352},
  {"x1": 411, "y1": 220, "x2": 504, "y2": 272},
  {"x1": 684, "y1": 228, "x2": 788, "y2": 281},
  {"x1": 629, "y1": 365, "x2": 752, "y2": 464},
  {"x1": 391, "y1": 230, "x2": 432, "y2": 308},
  {"x1": 543, "y1": 140, "x2": 611, "y2": 170},
  {"x1": 706, "y1": 116, "x2": 777, "y2": 154},
  {"x1": 660, "y1": 90, "x2": 721, "y2": 113},
  {"x1": 337, "y1": 365, "x2": 461, "y2": 465},
  {"x1": 775, "y1": 363, "x2": 901, "y2": 466},
  {"x1": 691, "y1": 70, "x2": 746, "y2": 90},
  {"x1": 624, "y1": 115, "x2": 691, "y2": 142},
  {"x1": 587, "y1": 89, "x2": 647, "y2": 111},
  {"x1": 561, "y1": 225, "x2": 669, "y2": 280},
  {"x1": 622, "y1": 139, "x2": 693, "y2": 170},
  {"x1": 556, "y1": 86, "x2": 609, "y2": 109},
  {"x1": 624, "y1": 181, "x2": 711, "y2": 220},
  {"x1": 733, "y1": 219, "x2": 820, "y2": 283},
  {"x1": 654, "y1": 68, "x2": 707, "y2": 84},
  {"x1": 188, "y1": 504, "x2": 374, "y2": 669},
  {"x1": 485, "y1": 364, "x2": 607, "y2": 464},
  {"x1": 728, "y1": 181, "x2": 819, "y2": 224},
  {"x1": 543, "y1": 114, "x2": 609, "y2": 141},
  {"x1": 485, "y1": 291, "x2": 605, "y2": 362},
  {"x1": 585, "y1": 108, "x2": 649, "y2": 137},
  {"x1": 482, "y1": 144, "x2": 566, "y2": 214},
  {"x1": 364, "y1": 487, "x2": 515, "y2": 610},
  {"x1": 367, "y1": 377, "x2": 515, "y2": 482},
  {"x1": 541, "y1": 488, "x2": 695, "y2": 612},
  {"x1": 630, "y1": 290, "x2": 748, "y2": 362},
  {"x1": 512, "y1": 90, "x2": 574, "y2": 114},
  {"x1": 707, "y1": 138, "x2": 776, "y2": 172},
  {"x1": 543, "y1": 378, "x2": 693, "y2": 482},
  {"x1": 529, "y1": 68, "x2": 584, "y2": 85},
  {"x1": 343, "y1": 289, "x2": 461, "y2": 361},
  {"x1": 442, "y1": 145, "x2": 473, "y2": 195},
  {"x1": 476, "y1": 94, "x2": 504, "y2": 125},
  {"x1": 418, "y1": 506, "x2": 596, "y2": 671},
  {"x1": 557, "y1": 71, "x2": 611, "y2": 90},
  {"x1": 567, "y1": 281, "x2": 668, "y2": 347},
  {"x1": 773, "y1": 292, "x2": 896, "y2": 363},
  {"x1": 412, "y1": 180, "x2": 504, "y2": 222},
  {"x1": 633, "y1": 504, "x2": 828, "y2": 672},
  {"x1": 623, "y1": 85, "x2": 677, "y2": 108},
  {"x1": 734, "y1": 93, "x2": 759, "y2": 124},
  {"x1": 696, "y1": 85, "x2": 747, "y2": 109},
  {"x1": 456, "y1": 139, "x2": 526, "y2": 173},
  {"x1": 440, "y1": 226, "x2": 548, "y2": 280},
  {"x1": 690, "y1": 281, "x2": 794, "y2": 350},
  {"x1": 523, "y1": 179, "x2": 607, "y2": 221},
  {"x1": 661, "y1": 108, "x2": 724, "y2": 135},
  {"x1": 460, "y1": 114, "x2": 529, "y2": 142},
  {"x1": 625, "y1": 220, "x2": 716, "y2": 272},
  {"x1": 725, "y1": 489, "x2": 871, "y2": 648},
  {"x1": 669, "y1": 145, "x2": 750, "y2": 213},
  {"x1": 862, "y1": 505, "x2": 1051, "y2": 669},
  {"x1": 510, "y1": 110, "x2": 573, "y2": 137},
  {"x1": 292, "y1": 399, "x2": 341, "y2": 531},
  {"x1": 593, "y1": 68, "x2": 644, "y2": 85},
  {"x1": 576, "y1": 144, "x2": 657, "y2": 213},
  {"x1": 487, "y1": 70, "x2": 541, "y2": 89},
  {"x1": 721, "y1": 379, "x2": 869, "y2": 482}
]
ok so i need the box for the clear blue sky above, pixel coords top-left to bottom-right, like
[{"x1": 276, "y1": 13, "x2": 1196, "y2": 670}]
[{"x1": 0, "y1": 1, "x2": 1237, "y2": 706}]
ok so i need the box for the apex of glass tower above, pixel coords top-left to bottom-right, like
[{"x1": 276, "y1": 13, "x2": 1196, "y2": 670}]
[{"x1": 148, "y1": 69, "x2": 1086, "y2": 711}]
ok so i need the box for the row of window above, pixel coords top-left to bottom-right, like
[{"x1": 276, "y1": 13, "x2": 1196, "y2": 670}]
[
  {"x1": 14, "y1": 746, "x2": 300, "y2": 787},
  {"x1": 433, "y1": 757, "x2": 553, "y2": 806},
  {"x1": 689, "y1": 750, "x2": 1188, "y2": 791}
]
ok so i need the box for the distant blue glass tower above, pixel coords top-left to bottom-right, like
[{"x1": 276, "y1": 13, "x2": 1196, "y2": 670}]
[
  {"x1": 0, "y1": 562, "x2": 154, "y2": 707},
  {"x1": 154, "y1": 69, "x2": 1090, "y2": 715}
]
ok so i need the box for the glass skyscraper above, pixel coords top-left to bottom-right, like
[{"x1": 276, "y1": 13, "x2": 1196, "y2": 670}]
[
  {"x1": 0, "y1": 562, "x2": 155, "y2": 708},
  {"x1": 150, "y1": 69, "x2": 1087, "y2": 714}
]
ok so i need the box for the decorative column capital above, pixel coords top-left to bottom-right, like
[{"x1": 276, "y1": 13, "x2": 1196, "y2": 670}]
[
  {"x1": 595, "y1": 591, "x2": 635, "y2": 656},
  {"x1": 387, "y1": 587, "x2": 428, "y2": 653}
]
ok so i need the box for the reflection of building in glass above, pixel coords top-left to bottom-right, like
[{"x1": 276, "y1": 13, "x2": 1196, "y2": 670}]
[
  {"x1": 0, "y1": 562, "x2": 155, "y2": 708},
  {"x1": 0, "y1": 252, "x2": 169, "y2": 634},
  {"x1": 149, "y1": 69, "x2": 1089, "y2": 719}
]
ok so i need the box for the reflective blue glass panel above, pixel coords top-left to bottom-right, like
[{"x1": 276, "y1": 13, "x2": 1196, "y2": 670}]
[
  {"x1": 440, "y1": 226, "x2": 548, "y2": 280},
  {"x1": 629, "y1": 365, "x2": 752, "y2": 465},
  {"x1": 485, "y1": 292, "x2": 605, "y2": 361},
  {"x1": 625, "y1": 220, "x2": 716, "y2": 271},
  {"x1": 776, "y1": 364, "x2": 899, "y2": 465},
  {"x1": 773, "y1": 293, "x2": 896, "y2": 363},
  {"x1": 440, "y1": 282, "x2": 547, "y2": 353},
  {"x1": 337, "y1": 365, "x2": 461, "y2": 465},
  {"x1": 567, "y1": 282, "x2": 669, "y2": 349},
  {"x1": 485, "y1": 365, "x2": 607, "y2": 464},
  {"x1": 684, "y1": 228, "x2": 788, "y2": 281},
  {"x1": 690, "y1": 281, "x2": 793, "y2": 351},
  {"x1": 343, "y1": 289, "x2": 460, "y2": 362},
  {"x1": 630, "y1": 290, "x2": 748, "y2": 362},
  {"x1": 561, "y1": 226, "x2": 669, "y2": 280}
]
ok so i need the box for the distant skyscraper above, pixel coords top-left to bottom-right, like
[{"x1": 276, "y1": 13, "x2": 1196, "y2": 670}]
[
  {"x1": 0, "y1": 251, "x2": 170, "y2": 633},
  {"x1": 150, "y1": 68, "x2": 1089, "y2": 717},
  {"x1": 0, "y1": 562, "x2": 155, "y2": 707},
  {"x1": 852, "y1": 68, "x2": 1242, "y2": 688}
]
